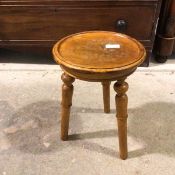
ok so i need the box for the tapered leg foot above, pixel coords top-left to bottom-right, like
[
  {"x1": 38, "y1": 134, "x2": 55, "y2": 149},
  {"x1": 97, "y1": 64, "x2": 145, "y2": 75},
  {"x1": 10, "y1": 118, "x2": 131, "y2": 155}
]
[
  {"x1": 102, "y1": 81, "x2": 111, "y2": 113},
  {"x1": 114, "y1": 79, "x2": 129, "y2": 160},
  {"x1": 61, "y1": 73, "x2": 75, "y2": 141}
]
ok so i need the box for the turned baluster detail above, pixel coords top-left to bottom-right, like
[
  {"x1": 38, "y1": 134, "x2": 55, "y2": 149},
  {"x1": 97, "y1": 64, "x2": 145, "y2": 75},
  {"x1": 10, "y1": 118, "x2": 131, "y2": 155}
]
[
  {"x1": 61, "y1": 73, "x2": 75, "y2": 141},
  {"x1": 114, "y1": 79, "x2": 129, "y2": 160}
]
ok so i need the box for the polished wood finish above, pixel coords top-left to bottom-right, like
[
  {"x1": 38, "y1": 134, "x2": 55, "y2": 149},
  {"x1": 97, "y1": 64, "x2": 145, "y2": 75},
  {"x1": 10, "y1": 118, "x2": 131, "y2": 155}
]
[
  {"x1": 0, "y1": 0, "x2": 162, "y2": 66},
  {"x1": 53, "y1": 31, "x2": 146, "y2": 81},
  {"x1": 54, "y1": 32, "x2": 145, "y2": 70},
  {"x1": 53, "y1": 31, "x2": 146, "y2": 159},
  {"x1": 61, "y1": 72, "x2": 75, "y2": 140},
  {"x1": 114, "y1": 79, "x2": 128, "y2": 160},
  {"x1": 102, "y1": 81, "x2": 111, "y2": 113}
]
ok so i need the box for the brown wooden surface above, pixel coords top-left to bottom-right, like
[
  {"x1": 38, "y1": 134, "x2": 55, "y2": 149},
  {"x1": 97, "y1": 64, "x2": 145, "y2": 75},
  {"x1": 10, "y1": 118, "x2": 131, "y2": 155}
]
[
  {"x1": 53, "y1": 31, "x2": 146, "y2": 78},
  {"x1": 61, "y1": 73, "x2": 75, "y2": 140},
  {"x1": 171, "y1": 0, "x2": 175, "y2": 52},
  {"x1": 0, "y1": 0, "x2": 162, "y2": 66},
  {"x1": 0, "y1": 5, "x2": 155, "y2": 40},
  {"x1": 53, "y1": 31, "x2": 146, "y2": 159},
  {"x1": 53, "y1": 31, "x2": 146, "y2": 81},
  {"x1": 114, "y1": 79, "x2": 128, "y2": 160},
  {"x1": 154, "y1": 0, "x2": 175, "y2": 61},
  {"x1": 102, "y1": 81, "x2": 111, "y2": 113}
]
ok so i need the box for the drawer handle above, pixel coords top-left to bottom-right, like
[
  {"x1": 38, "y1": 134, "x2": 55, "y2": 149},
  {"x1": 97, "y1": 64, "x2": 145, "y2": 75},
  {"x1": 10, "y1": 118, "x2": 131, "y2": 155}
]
[{"x1": 115, "y1": 20, "x2": 127, "y2": 33}]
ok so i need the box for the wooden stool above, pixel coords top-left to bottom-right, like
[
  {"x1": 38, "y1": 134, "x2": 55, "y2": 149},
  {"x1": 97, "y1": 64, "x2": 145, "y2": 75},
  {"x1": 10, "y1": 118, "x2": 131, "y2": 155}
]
[{"x1": 52, "y1": 31, "x2": 146, "y2": 160}]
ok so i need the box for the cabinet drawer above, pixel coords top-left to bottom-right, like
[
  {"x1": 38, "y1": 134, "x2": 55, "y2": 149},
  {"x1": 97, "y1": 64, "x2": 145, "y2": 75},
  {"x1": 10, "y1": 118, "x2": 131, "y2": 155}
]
[{"x1": 0, "y1": 4, "x2": 157, "y2": 42}]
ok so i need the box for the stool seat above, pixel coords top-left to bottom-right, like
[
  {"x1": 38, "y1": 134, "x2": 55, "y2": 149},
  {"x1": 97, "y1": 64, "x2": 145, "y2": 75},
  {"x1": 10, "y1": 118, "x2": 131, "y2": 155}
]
[
  {"x1": 52, "y1": 31, "x2": 146, "y2": 160},
  {"x1": 53, "y1": 31, "x2": 146, "y2": 81}
]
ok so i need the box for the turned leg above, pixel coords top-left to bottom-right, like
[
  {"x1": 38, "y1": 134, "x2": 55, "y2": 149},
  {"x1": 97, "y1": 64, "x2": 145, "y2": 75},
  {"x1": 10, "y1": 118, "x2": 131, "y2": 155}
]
[
  {"x1": 102, "y1": 81, "x2": 111, "y2": 113},
  {"x1": 114, "y1": 79, "x2": 129, "y2": 160},
  {"x1": 61, "y1": 73, "x2": 75, "y2": 141}
]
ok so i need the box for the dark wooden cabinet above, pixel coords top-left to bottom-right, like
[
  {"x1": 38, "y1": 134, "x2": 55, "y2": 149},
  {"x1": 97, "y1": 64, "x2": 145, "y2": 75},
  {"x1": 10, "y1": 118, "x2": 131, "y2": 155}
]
[
  {"x1": 0, "y1": 0, "x2": 162, "y2": 66},
  {"x1": 154, "y1": 0, "x2": 175, "y2": 63}
]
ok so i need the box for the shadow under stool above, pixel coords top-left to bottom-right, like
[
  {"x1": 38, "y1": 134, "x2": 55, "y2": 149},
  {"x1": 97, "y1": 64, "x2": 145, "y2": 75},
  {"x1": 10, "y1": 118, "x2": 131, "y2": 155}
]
[{"x1": 52, "y1": 31, "x2": 146, "y2": 160}]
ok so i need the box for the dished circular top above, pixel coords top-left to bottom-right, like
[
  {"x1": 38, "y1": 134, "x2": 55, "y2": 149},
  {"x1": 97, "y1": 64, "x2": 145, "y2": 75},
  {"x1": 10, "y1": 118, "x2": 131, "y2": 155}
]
[{"x1": 53, "y1": 31, "x2": 146, "y2": 72}]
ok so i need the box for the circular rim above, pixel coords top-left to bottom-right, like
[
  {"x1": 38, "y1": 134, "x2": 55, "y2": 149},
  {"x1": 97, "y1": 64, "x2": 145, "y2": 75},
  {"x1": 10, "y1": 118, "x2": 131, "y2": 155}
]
[{"x1": 52, "y1": 31, "x2": 146, "y2": 72}]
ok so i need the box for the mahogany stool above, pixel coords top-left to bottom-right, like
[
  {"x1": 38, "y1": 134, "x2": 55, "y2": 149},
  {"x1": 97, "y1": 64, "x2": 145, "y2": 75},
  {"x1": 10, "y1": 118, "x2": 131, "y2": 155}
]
[{"x1": 52, "y1": 31, "x2": 146, "y2": 160}]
